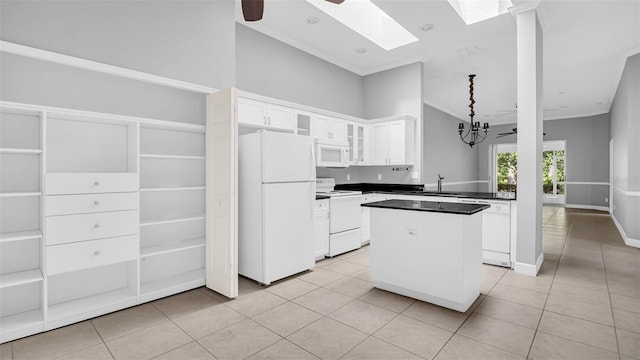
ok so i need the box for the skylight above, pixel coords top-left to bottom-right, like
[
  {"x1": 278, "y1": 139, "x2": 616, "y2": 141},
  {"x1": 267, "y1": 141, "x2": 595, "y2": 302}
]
[
  {"x1": 305, "y1": 0, "x2": 419, "y2": 51},
  {"x1": 447, "y1": 0, "x2": 513, "y2": 25}
]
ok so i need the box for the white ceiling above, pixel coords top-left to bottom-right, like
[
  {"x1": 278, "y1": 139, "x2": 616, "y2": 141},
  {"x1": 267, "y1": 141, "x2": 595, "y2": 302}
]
[{"x1": 236, "y1": 0, "x2": 640, "y2": 125}]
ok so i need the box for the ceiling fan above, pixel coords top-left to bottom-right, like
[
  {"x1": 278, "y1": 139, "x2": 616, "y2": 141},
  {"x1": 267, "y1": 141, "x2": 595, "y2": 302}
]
[
  {"x1": 494, "y1": 104, "x2": 558, "y2": 117},
  {"x1": 496, "y1": 128, "x2": 547, "y2": 138},
  {"x1": 242, "y1": 0, "x2": 345, "y2": 21}
]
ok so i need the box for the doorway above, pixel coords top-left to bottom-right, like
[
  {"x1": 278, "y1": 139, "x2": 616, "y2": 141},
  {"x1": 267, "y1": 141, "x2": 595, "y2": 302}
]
[{"x1": 489, "y1": 140, "x2": 566, "y2": 205}]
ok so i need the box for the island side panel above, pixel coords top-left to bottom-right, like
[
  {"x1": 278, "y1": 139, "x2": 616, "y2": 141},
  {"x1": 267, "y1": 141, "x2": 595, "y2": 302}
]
[
  {"x1": 369, "y1": 207, "x2": 467, "y2": 310},
  {"x1": 462, "y1": 212, "x2": 483, "y2": 308}
]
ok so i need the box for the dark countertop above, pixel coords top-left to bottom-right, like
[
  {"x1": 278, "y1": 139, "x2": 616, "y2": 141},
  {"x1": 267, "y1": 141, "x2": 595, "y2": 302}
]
[
  {"x1": 316, "y1": 194, "x2": 330, "y2": 200},
  {"x1": 335, "y1": 183, "x2": 516, "y2": 200},
  {"x1": 362, "y1": 199, "x2": 490, "y2": 215}
]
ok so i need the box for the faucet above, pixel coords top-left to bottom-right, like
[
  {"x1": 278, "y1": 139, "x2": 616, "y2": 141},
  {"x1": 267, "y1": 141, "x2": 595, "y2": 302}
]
[{"x1": 437, "y1": 174, "x2": 444, "y2": 193}]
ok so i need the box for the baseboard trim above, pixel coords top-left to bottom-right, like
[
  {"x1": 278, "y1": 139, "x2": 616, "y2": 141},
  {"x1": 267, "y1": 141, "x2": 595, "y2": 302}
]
[
  {"x1": 514, "y1": 253, "x2": 544, "y2": 277},
  {"x1": 565, "y1": 204, "x2": 610, "y2": 212},
  {"x1": 611, "y1": 214, "x2": 640, "y2": 248}
]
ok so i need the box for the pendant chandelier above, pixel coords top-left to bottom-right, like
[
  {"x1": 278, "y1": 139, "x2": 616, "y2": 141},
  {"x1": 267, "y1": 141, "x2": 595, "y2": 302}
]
[{"x1": 458, "y1": 74, "x2": 489, "y2": 148}]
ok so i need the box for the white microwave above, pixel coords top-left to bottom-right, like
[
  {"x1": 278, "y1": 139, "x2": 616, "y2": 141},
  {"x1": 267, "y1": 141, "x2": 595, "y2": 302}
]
[{"x1": 314, "y1": 138, "x2": 349, "y2": 168}]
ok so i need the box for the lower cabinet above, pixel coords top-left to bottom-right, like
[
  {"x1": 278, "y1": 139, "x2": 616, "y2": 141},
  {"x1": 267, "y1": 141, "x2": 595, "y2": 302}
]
[{"x1": 313, "y1": 199, "x2": 329, "y2": 260}]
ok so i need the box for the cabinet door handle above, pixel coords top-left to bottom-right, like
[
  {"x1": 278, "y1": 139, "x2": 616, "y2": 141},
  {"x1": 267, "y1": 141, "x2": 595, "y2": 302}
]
[
  {"x1": 263, "y1": 116, "x2": 267, "y2": 125},
  {"x1": 94, "y1": 181, "x2": 100, "y2": 186},
  {"x1": 94, "y1": 201, "x2": 100, "y2": 206},
  {"x1": 94, "y1": 223, "x2": 101, "y2": 229},
  {"x1": 94, "y1": 251, "x2": 101, "y2": 256}
]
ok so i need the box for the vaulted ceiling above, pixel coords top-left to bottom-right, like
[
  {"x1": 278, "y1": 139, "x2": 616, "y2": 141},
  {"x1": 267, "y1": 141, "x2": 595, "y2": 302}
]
[{"x1": 236, "y1": 0, "x2": 639, "y2": 124}]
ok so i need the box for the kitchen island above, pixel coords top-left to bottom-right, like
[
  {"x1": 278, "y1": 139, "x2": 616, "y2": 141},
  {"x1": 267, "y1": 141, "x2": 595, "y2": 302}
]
[{"x1": 362, "y1": 199, "x2": 489, "y2": 312}]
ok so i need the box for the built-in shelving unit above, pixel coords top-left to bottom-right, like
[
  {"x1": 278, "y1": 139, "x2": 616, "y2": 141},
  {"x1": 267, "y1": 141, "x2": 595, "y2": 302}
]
[
  {"x1": 0, "y1": 101, "x2": 209, "y2": 343},
  {"x1": 44, "y1": 111, "x2": 140, "y2": 332},
  {"x1": 139, "y1": 123, "x2": 206, "y2": 302},
  {"x1": 0, "y1": 105, "x2": 45, "y2": 343}
]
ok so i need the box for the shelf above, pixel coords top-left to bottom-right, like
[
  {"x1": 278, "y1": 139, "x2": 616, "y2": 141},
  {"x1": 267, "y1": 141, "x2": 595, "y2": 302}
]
[
  {"x1": 140, "y1": 269, "x2": 205, "y2": 302},
  {"x1": 47, "y1": 288, "x2": 137, "y2": 322},
  {"x1": 0, "y1": 269, "x2": 43, "y2": 289},
  {"x1": 0, "y1": 230, "x2": 42, "y2": 244},
  {"x1": 0, "y1": 148, "x2": 42, "y2": 155},
  {"x1": 0, "y1": 192, "x2": 42, "y2": 198},
  {"x1": 139, "y1": 120, "x2": 205, "y2": 133},
  {"x1": 141, "y1": 238, "x2": 205, "y2": 258},
  {"x1": 0, "y1": 309, "x2": 43, "y2": 339},
  {"x1": 140, "y1": 154, "x2": 205, "y2": 160},
  {"x1": 140, "y1": 215, "x2": 206, "y2": 227},
  {"x1": 140, "y1": 186, "x2": 205, "y2": 192}
]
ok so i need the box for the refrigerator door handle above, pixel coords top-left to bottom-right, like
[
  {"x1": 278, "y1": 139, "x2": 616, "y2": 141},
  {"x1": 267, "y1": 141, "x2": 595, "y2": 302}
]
[{"x1": 310, "y1": 143, "x2": 317, "y2": 218}]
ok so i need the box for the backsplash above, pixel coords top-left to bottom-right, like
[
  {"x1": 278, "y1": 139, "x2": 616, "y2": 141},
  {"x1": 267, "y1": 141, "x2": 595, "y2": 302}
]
[{"x1": 316, "y1": 166, "x2": 417, "y2": 184}]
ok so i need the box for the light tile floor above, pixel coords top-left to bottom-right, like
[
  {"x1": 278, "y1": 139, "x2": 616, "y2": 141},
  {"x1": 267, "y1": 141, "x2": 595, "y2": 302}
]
[{"x1": 3, "y1": 207, "x2": 639, "y2": 359}]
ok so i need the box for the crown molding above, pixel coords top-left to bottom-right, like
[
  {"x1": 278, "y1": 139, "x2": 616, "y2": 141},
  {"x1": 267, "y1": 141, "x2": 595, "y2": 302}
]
[{"x1": 0, "y1": 41, "x2": 217, "y2": 94}]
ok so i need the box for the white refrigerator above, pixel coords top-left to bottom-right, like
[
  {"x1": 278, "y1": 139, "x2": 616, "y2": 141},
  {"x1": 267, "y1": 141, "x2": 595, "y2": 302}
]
[{"x1": 238, "y1": 131, "x2": 316, "y2": 285}]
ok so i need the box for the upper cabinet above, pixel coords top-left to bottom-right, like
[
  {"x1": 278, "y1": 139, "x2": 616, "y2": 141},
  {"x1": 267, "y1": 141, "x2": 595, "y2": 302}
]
[
  {"x1": 237, "y1": 98, "x2": 294, "y2": 132},
  {"x1": 311, "y1": 115, "x2": 346, "y2": 143},
  {"x1": 368, "y1": 118, "x2": 415, "y2": 166},
  {"x1": 347, "y1": 122, "x2": 367, "y2": 166}
]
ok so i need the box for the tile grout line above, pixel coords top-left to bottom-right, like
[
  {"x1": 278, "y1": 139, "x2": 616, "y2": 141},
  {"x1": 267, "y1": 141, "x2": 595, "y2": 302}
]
[
  {"x1": 525, "y1": 216, "x2": 569, "y2": 359},
  {"x1": 87, "y1": 320, "x2": 117, "y2": 360},
  {"x1": 598, "y1": 226, "x2": 623, "y2": 360}
]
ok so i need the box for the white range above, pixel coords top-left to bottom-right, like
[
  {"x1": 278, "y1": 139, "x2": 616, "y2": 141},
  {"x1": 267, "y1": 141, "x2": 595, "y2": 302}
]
[{"x1": 316, "y1": 178, "x2": 362, "y2": 257}]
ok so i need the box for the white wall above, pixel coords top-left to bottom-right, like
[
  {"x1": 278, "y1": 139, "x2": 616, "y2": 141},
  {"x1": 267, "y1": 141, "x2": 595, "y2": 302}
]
[
  {"x1": 610, "y1": 53, "x2": 640, "y2": 242},
  {"x1": 235, "y1": 24, "x2": 364, "y2": 118},
  {"x1": 0, "y1": 1, "x2": 236, "y2": 124}
]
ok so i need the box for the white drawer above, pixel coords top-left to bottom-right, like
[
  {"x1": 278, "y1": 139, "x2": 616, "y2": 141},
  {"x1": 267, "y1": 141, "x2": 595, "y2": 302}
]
[
  {"x1": 47, "y1": 193, "x2": 139, "y2": 216},
  {"x1": 46, "y1": 210, "x2": 139, "y2": 246},
  {"x1": 47, "y1": 173, "x2": 139, "y2": 195},
  {"x1": 47, "y1": 235, "x2": 139, "y2": 275},
  {"x1": 314, "y1": 199, "x2": 329, "y2": 210}
]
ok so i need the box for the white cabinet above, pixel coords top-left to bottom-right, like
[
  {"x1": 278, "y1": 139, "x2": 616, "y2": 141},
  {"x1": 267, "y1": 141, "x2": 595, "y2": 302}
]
[
  {"x1": 311, "y1": 115, "x2": 346, "y2": 142},
  {"x1": 237, "y1": 98, "x2": 294, "y2": 131},
  {"x1": 347, "y1": 122, "x2": 367, "y2": 165},
  {"x1": 313, "y1": 199, "x2": 329, "y2": 260},
  {"x1": 368, "y1": 119, "x2": 415, "y2": 165},
  {"x1": 360, "y1": 193, "x2": 390, "y2": 244}
]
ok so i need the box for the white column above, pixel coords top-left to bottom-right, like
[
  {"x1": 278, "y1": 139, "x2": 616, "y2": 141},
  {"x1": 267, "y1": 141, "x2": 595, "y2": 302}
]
[{"x1": 511, "y1": 2, "x2": 544, "y2": 276}]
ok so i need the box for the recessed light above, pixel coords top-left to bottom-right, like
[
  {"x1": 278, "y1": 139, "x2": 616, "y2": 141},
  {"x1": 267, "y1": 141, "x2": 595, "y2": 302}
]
[
  {"x1": 596, "y1": 101, "x2": 603, "y2": 105},
  {"x1": 355, "y1": 48, "x2": 368, "y2": 54},
  {"x1": 305, "y1": 16, "x2": 319, "y2": 24},
  {"x1": 560, "y1": 105, "x2": 569, "y2": 109},
  {"x1": 557, "y1": 91, "x2": 566, "y2": 95},
  {"x1": 483, "y1": 114, "x2": 491, "y2": 117},
  {"x1": 420, "y1": 24, "x2": 435, "y2": 32}
]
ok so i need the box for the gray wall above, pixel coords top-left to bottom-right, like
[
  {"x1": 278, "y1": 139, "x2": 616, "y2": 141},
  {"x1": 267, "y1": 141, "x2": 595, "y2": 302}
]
[
  {"x1": 0, "y1": 1, "x2": 235, "y2": 124},
  {"x1": 235, "y1": 24, "x2": 364, "y2": 118},
  {"x1": 477, "y1": 114, "x2": 610, "y2": 207},
  {"x1": 319, "y1": 62, "x2": 424, "y2": 184},
  {"x1": 610, "y1": 53, "x2": 640, "y2": 240},
  {"x1": 422, "y1": 103, "x2": 479, "y2": 192}
]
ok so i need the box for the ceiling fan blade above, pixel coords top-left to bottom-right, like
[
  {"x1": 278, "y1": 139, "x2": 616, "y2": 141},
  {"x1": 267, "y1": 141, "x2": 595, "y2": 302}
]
[
  {"x1": 325, "y1": 0, "x2": 345, "y2": 3},
  {"x1": 496, "y1": 134, "x2": 513, "y2": 138},
  {"x1": 496, "y1": 132, "x2": 514, "y2": 136},
  {"x1": 242, "y1": 0, "x2": 263, "y2": 21}
]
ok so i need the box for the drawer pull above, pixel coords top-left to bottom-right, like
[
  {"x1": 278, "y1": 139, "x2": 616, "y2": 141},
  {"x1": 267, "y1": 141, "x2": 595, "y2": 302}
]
[
  {"x1": 94, "y1": 201, "x2": 100, "y2": 206},
  {"x1": 94, "y1": 223, "x2": 101, "y2": 229},
  {"x1": 94, "y1": 181, "x2": 100, "y2": 186},
  {"x1": 94, "y1": 251, "x2": 101, "y2": 256}
]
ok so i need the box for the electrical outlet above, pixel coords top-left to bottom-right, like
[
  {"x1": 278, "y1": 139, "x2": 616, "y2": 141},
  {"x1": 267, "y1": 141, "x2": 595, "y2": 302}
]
[
  {"x1": 605, "y1": 197, "x2": 608, "y2": 203},
  {"x1": 377, "y1": 173, "x2": 382, "y2": 180},
  {"x1": 346, "y1": 174, "x2": 351, "y2": 181}
]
